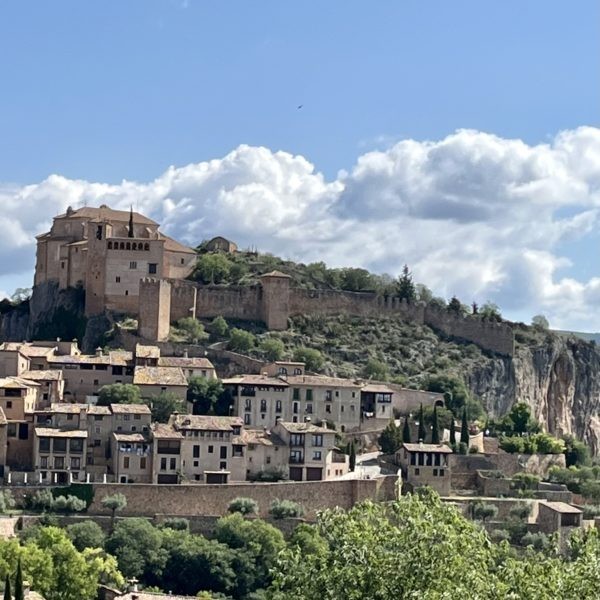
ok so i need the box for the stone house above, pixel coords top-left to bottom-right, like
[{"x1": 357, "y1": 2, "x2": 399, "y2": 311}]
[
  {"x1": 151, "y1": 423, "x2": 183, "y2": 484},
  {"x1": 132, "y1": 366, "x2": 188, "y2": 401},
  {"x1": 243, "y1": 427, "x2": 288, "y2": 480},
  {"x1": 272, "y1": 421, "x2": 339, "y2": 482},
  {"x1": 112, "y1": 432, "x2": 152, "y2": 483},
  {"x1": 34, "y1": 205, "x2": 196, "y2": 316},
  {"x1": 204, "y1": 236, "x2": 238, "y2": 253},
  {"x1": 538, "y1": 501, "x2": 582, "y2": 538},
  {"x1": 360, "y1": 383, "x2": 394, "y2": 421},
  {"x1": 33, "y1": 427, "x2": 87, "y2": 484},
  {"x1": 397, "y1": 442, "x2": 453, "y2": 496}
]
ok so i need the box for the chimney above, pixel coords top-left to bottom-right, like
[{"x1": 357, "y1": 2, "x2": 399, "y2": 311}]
[
  {"x1": 183, "y1": 349, "x2": 189, "y2": 359},
  {"x1": 95, "y1": 347, "x2": 103, "y2": 357}
]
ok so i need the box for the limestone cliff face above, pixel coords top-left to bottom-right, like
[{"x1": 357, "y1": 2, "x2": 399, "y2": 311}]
[{"x1": 467, "y1": 336, "x2": 600, "y2": 454}]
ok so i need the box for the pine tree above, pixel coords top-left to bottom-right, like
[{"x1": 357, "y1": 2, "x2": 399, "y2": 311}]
[
  {"x1": 449, "y1": 418, "x2": 457, "y2": 447},
  {"x1": 431, "y1": 405, "x2": 440, "y2": 444},
  {"x1": 349, "y1": 442, "x2": 356, "y2": 472},
  {"x1": 396, "y1": 264, "x2": 416, "y2": 303},
  {"x1": 402, "y1": 416, "x2": 411, "y2": 443},
  {"x1": 417, "y1": 404, "x2": 426, "y2": 442},
  {"x1": 460, "y1": 407, "x2": 470, "y2": 446},
  {"x1": 14, "y1": 558, "x2": 23, "y2": 600},
  {"x1": 378, "y1": 421, "x2": 401, "y2": 454},
  {"x1": 3, "y1": 574, "x2": 10, "y2": 600}
]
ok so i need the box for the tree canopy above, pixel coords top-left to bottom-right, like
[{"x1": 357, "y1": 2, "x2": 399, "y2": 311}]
[{"x1": 97, "y1": 383, "x2": 142, "y2": 406}]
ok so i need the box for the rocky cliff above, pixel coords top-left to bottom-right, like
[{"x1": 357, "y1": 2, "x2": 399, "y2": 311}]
[{"x1": 467, "y1": 335, "x2": 600, "y2": 454}]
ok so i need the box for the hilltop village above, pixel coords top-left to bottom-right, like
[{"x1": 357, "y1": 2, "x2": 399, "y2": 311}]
[{"x1": 0, "y1": 205, "x2": 595, "y2": 558}]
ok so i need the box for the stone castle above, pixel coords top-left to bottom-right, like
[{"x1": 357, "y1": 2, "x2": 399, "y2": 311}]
[{"x1": 34, "y1": 205, "x2": 515, "y2": 356}]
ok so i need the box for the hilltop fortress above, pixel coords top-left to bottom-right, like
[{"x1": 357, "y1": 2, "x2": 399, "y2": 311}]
[{"x1": 33, "y1": 205, "x2": 514, "y2": 357}]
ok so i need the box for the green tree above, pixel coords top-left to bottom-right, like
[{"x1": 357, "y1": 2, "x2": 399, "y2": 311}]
[
  {"x1": 13, "y1": 558, "x2": 23, "y2": 600},
  {"x1": 378, "y1": 420, "x2": 401, "y2": 454},
  {"x1": 292, "y1": 347, "x2": 324, "y2": 372},
  {"x1": 187, "y1": 377, "x2": 224, "y2": 415},
  {"x1": 402, "y1": 416, "x2": 411, "y2": 443},
  {"x1": 3, "y1": 574, "x2": 9, "y2": 600},
  {"x1": 150, "y1": 392, "x2": 185, "y2": 423},
  {"x1": 259, "y1": 337, "x2": 285, "y2": 361},
  {"x1": 101, "y1": 494, "x2": 127, "y2": 532},
  {"x1": 362, "y1": 358, "x2": 389, "y2": 381},
  {"x1": 480, "y1": 301, "x2": 502, "y2": 321},
  {"x1": 229, "y1": 328, "x2": 256, "y2": 353},
  {"x1": 269, "y1": 500, "x2": 304, "y2": 520},
  {"x1": 194, "y1": 254, "x2": 232, "y2": 284},
  {"x1": 106, "y1": 518, "x2": 167, "y2": 581},
  {"x1": 471, "y1": 501, "x2": 498, "y2": 522},
  {"x1": 340, "y1": 268, "x2": 374, "y2": 292},
  {"x1": 396, "y1": 264, "x2": 416, "y2": 302},
  {"x1": 460, "y1": 407, "x2": 469, "y2": 446},
  {"x1": 431, "y1": 405, "x2": 440, "y2": 444},
  {"x1": 97, "y1": 383, "x2": 142, "y2": 406},
  {"x1": 503, "y1": 402, "x2": 539, "y2": 435},
  {"x1": 349, "y1": 442, "x2": 356, "y2": 472},
  {"x1": 415, "y1": 284, "x2": 433, "y2": 303},
  {"x1": 228, "y1": 497, "x2": 259, "y2": 515},
  {"x1": 67, "y1": 521, "x2": 106, "y2": 552},
  {"x1": 532, "y1": 314, "x2": 550, "y2": 329},
  {"x1": 417, "y1": 404, "x2": 426, "y2": 442},
  {"x1": 447, "y1": 296, "x2": 464, "y2": 315},
  {"x1": 208, "y1": 315, "x2": 229, "y2": 339},
  {"x1": 563, "y1": 434, "x2": 591, "y2": 467},
  {"x1": 176, "y1": 317, "x2": 209, "y2": 344}
]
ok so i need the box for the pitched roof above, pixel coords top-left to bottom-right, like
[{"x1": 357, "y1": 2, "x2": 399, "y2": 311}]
[
  {"x1": 402, "y1": 443, "x2": 453, "y2": 453},
  {"x1": 159, "y1": 233, "x2": 196, "y2": 255},
  {"x1": 276, "y1": 421, "x2": 332, "y2": 434},
  {"x1": 88, "y1": 405, "x2": 111, "y2": 415},
  {"x1": 222, "y1": 375, "x2": 289, "y2": 387},
  {"x1": 20, "y1": 370, "x2": 63, "y2": 381},
  {"x1": 35, "y1": 427, "x2": 88, "y2": 438},
  {"x1": 110, "y1": 403, "x2": 151, "y2": 415},
  {"x1": 113, "y1": 432, "x2": 149, "y2": 443},
  {"x1": 261, "y1": 270, "x2": 292, "y2": 278},
  {"x1": 151, "y1": 423, "x2": 184, "y2": 439},
  {"x1": 361, "y1": 384, "x2": 395, "y2": 394},
  {"x1": 50, "y1": 403, "x2": 88, "y2": 413},
  {"x1": 284, "y1": 374, "x2": 362, "y2": 388},
  {"x1": 171, "y1": 414, "x2": 243, "y2": 431},
  {"x1": 55, "y1": 206, "x2": 158, "y2": 226},
  {"x1": 133, "y1": 366, "x2": 188, "y2": 387},
  {"x1": 543, "y1": 502, "x2": 582, "y2": 514},
  {"x1": 158, "y1": 356, "x2": 215, "y2": 369},
  {"x1": 0, "y1": 377, "x2": 40, "y2": 389},
  {"x1": 243, "y1": 428, "x2": 286, "y2": 447},
  {"x1": 135, "y1": 344, "x2": 160, "y2": 359}
]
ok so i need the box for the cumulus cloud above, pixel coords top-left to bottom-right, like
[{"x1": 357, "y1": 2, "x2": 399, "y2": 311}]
[{"x1": 3, "y1": 127, "x2": 600, "y2": 330}]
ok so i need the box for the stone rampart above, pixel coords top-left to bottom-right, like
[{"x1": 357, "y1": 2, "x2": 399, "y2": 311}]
[
  {"x1": 88, "y1": 476, "x2": 398, "y2": 519},
  {"x1": 137, "y1": 277, "x2": 515, "y2": 357}
]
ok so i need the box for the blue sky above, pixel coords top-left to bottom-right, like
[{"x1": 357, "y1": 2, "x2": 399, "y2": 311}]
[{"x1": 0, "y1": 1, "x2": 599, "y2": 329}]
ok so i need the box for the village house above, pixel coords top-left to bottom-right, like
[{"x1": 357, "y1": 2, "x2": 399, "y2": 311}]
[
  {"x1": 204, "y1": 236, "x2": 238, "y2": 253},
  {"x1": 133, "y1": 366, "x2": 188, "y2": 401},
  {"x1": 33, "y1": 426, "x2": 87, "y2": 484},
  {"x1": 34, "y1": 205, "x2": 197, "y2": 316},
  {"x1": 112, "y1": 432, "x2": 152, "y2": 483},
  {"x1": 396, "y1": 442, "x2": 453, "y2": 496}
]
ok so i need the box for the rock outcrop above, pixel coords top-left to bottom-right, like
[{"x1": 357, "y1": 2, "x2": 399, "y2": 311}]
[{"x1": 468, "y1": 335, "x2": 600, "y2": 454}]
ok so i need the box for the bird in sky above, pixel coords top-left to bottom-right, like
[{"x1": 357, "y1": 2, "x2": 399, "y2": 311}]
[{"x1": 297, "y1": 104, "x2": 303, "y2": 109}]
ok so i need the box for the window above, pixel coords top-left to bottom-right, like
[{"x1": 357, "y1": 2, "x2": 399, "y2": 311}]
[
  {"x1": 134, "y1": 414, "x2": 141, "y2": 420},
  {"x1": 306, "y1": 389, "x2": 313, "y2": 401},
  {"x1": 244, "y1": 398, "x2": 251, "y2": 411},
  {"x1": 433, "y1": 468, "x2": 438, "y2": 476},
  {"x1": 260, "y1": 399, "x2": 267, "y2": 412},
  {"x1": 71, "y1": 457, "x2": 81, "y2": 470},
  {"x1": 325, "y1": 405, "x2": 331, "y2": 414},
  {"x1": 312, "y1": 434, "x2": 323, "y2": 447},
  {"x1": 169, "y1": 458, "x2": 176, "y2": 470},
  {"x1": 415, "y1": 468, "x2": 420, "y2": 475},
  {"x1": 290, "y1": 434, "x2": 304, "y2": 446},
  {"x1": 125, "y1": 290, "x2": 129, "y2": 296},
  {"x1": 313, "y1": 451, "x2": 322, "y2": 461},
  {"x1": 53, "y1": 438, "x2": 67, "y2": 453},
  {"x1": 244, "y1": 414, "x2": 250, "y2": 425},
  {"x1": 220, "y1": 461, "x2": 227, "y2": 469},
  {"x1": 275, "y1": 400, "x2": 282, "y2": 413},
  {"x1": 208, "y1": 445, "x2": 214, "y2": 453},
  {"x1": 341, "y1": 405, "x2": 344, "y2": 412},
  {"x1": 306, "y1": 403, "x2": 313, "y2": 414},
  {"x1": 66, "y1": 414, "x2": 73, "y2": 421},
  {"x1": 292, "y1": 388, "x2": 300, "y2": 400},
  {"x1": 129, "y1": 261, "x2": 137, "y2": 269},
  {"x1": 439, "y1": 469, "x2": 445, "y2": 477},
  {"x1": 350, "y1": 405, "x2": 355, "y2": 411},
  {"x1": 123, "y1": 457, "x2": 130, "y2": 469},
  {"x1": 108, "y1": 242, "x2": 113, "y2": 249},
  {"x1": 54, "y1": 456, "x2": 65, "y2": 469},
  {"x1": 40, "y1": 456, "x2": 48, "y2": 468},
  {"x1": 193, "y1": 445, "x2": 200, "y2": 458},
  {"x1": 116, "y1": 276, "x2": 121, "y2": 283},
  {"x1": 293, "y1": 402, "x2": 299, "y2": 414},
  {"x1": 69, "y1": 438, "x2": 83, "y2": 453},
  {"x1": 93, "y1": 439, "x2": 101, "y2": 447},
  {"x1": 325, "y1": 390, "x2": 332, "y2": 402},
  {"x1": 93, "y1": 379, "x2": 99, "y2": 386},
  {"x1": 148, "y1": 263, "x2": 158, "y2": 274},
  {"x1": 5, "y1": 401, "x2": 11, "y2": 409},
  {"x1": 220, "y1": 446, "x2": 227, "y2": 459},
  {"x1": 123, "y1": 414, "x2": 130, "y2": 421},
  {"x1": 160, "y1": 457, "x2": 167, "y2": 471},
  {"x1": 180, "y1": 258, "x2": 185, "y2": 264}
]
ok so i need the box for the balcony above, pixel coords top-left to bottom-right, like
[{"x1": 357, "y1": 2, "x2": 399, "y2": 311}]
[{"x1": 289, "y1": 455, "x2": 304, "y2": 464}]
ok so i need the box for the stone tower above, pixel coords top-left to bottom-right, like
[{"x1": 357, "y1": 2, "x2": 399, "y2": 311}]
[
  {"x1": 138, "y1": 278, "x2": 172, "y2": 341},
  {"x1": 260, "y1": 271, "x2": 291, "y2": 330}
]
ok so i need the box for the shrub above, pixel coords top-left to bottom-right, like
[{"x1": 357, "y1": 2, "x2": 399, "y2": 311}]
[
  {"x1": 521, "y1": 531, "x2": 551, "y2": 551},
  {"x1": 67, "y1": 520, "x2": 106, "y2": 551},
  {"x1": 458, "y1": 442, "x2": 468, "y2": 455},
  {"x1": 471, "y1": 502, "x2": 498, "y2": 522},
  {"x1": 489, "y1": 529, "x2": 510, "y2": 543},
  {"x1": 0, "y1": 490, "x2": 15, "y2": 513},
  {"x1": 160, "y1": 517, "x2": 190, "y2": 531},
  {"x1": 509, "y1": 503, "x2": 532, "y2": 521},
  {"x1": 30, "y1": 488, "x2": 55, "y2": 511},
  {"x1": 208, "y1": 315, "x2": 229, "y2": 339},
  {"x1": 581, "y1": 505, "x2": 600, "y2": 520},
  {"x1": 269, "y1": 499, "x2": 304, "y2": 520},
  {"x1": 176, "y1": 317, "x2": 209, "y2": 344},
  {"x1": 228, "y1": 497, "x2": 259, "y2": 516},
  {"x1": 53, "y1": 495, "x2": 86, "y2": 513},
  {"x1": 292, "y1": 347, "x2": 324, "y2": 372},
  {"x1": 229, "y1": 328, "x2": 256, "y2": 353},
  {"x1": 259, "y1": 338, "x2": 285, "y2": 361},
  {"x1": 511, "y1": 472, "x2": 540, "y2": 491},
  {"x1": 499, "y1": 436, "x2": 525, "y2": 454},
  {"x1": 468, "y1": 446, "x2": 479, "y2": 454},
  {"x1": 362, "y1": 358, "x2": 389, "y2": 381}
]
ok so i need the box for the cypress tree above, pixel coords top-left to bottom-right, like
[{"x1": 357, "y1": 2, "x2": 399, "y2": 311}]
[
  {"x1": 349, "y1": 442, "x2": 356, "y2": 472},
  {"x1": 449, "y1": 417, "x2": 457, "y2": 447},
  {"x1": 14, "y1": 558, "x2": 23, "y2": 600},
  {"x1": 431, "y1": 405, "x2": 440, "y2": 444},
  {"x1": 3, "y1": 574, "x2": 10, "y2": 600},
  {"x1": 417, "y1": 404, "x2": 426, "y2": 442},
  {"x1": 402, "y1": 416, "x2": 411, "y2": 443},
  {"x1": 460, "y1": 407, "x2": 470, "y2": 446}
]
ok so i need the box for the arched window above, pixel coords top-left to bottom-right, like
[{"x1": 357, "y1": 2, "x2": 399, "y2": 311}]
[
  {"x1": 132, "y1": 243, "x2": 137, "y2": 251},
  {"x1": 260, "y1": 399, "x2": 267, "y2": 412},
  {"x1": 107, "y1": 242, "x2": 112, "y2": 249},
  {"x1": 144, "y1": 243, "x2": 150, "y2": 251},
  {"x1": 126, "y1": 242, "x2": 131, "y2": 250},
  {"x1": 120, "y1": 242, "x2": 125, "y2": 250}
]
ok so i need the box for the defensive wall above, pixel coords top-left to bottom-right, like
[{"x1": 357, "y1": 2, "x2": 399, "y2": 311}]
[
  {"x1": 87, "y1": 476, "x2": 398, "y2": 519},
  {"x1": 138, "y1": 275, "x2": 515, "y2": 357}
]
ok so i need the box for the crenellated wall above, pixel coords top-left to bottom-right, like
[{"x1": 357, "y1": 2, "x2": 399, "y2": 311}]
[{"x1": 137, "y1": 277, "x2": 515, "y2": 356}]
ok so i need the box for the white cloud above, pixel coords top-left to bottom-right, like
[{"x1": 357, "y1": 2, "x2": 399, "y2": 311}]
[{"x1": 3, "y1": 127, "x2": 600, "y2": 330}]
